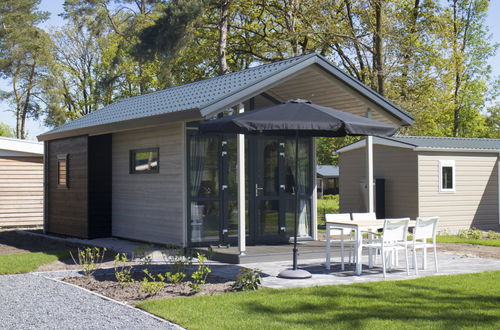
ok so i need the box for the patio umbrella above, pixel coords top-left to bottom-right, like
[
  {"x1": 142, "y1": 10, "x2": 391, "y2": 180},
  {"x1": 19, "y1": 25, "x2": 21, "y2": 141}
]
[{"x1": 199, "y1": 99, "x2": 398, "y2": 279}]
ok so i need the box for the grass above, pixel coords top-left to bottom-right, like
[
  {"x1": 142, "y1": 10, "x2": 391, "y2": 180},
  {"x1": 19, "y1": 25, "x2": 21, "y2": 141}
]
[
  {"x1": 317, "y1": 195, "x2": 339, "y2": 225},
  {"x1": 0, "y1": 251, "x2": 69, "y2": 274},
  {"x1": 436, "y1": 235, "x2": 500, "y2": 247},
  {"x1": 138, "y1": 271, "x2": 500, "y2": 330}
]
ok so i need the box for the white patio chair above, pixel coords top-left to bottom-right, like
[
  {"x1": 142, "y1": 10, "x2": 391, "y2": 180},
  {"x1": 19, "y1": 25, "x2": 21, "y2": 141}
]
[
  {"x1": 351, "y1": 212, "x2": 380, "y2": 266},
  {"x1": 407, "y1": 216, "x2": 439, "y2": 275},
  {"x1": 325, "y1": 213, "x2": 355, "y2": 267},
  {"x1": 363, "y1": 218, "x2": 410, "y2": 278}
]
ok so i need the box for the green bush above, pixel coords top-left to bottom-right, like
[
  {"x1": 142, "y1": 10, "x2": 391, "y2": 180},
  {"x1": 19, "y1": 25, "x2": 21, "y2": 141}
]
[
  {"x1": 114, "y1": 253, "x2": 134, "y2": 287},
  {"x1": 140, "y1": 269, "x2": 165, "y2": 296},
  {"x1": 233, "y1": 268, "x2": 261, "y2": 291},
  {"x1": 70, "y1": 247, "x2": 106, "y2": 276},
  {"x1": 487, "y1": 230, "x2": 500, "y2": 240},
  {"x1": 317, "y1": 195, "x2": 339, "y2": 225},
  {"x1": 458, "y1": 228, "x2": 483, "y2": 240}
]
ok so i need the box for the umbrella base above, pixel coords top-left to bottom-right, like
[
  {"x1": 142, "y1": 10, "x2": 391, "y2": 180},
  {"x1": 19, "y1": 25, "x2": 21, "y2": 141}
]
[{"x1": 277, "y1": 269, "x2": 312, "y2": 279}]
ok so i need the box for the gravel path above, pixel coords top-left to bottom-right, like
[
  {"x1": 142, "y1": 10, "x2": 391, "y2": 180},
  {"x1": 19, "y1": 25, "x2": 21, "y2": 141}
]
[{"x1": 0, "y1": 273, "x2": 181, "y2": 330}]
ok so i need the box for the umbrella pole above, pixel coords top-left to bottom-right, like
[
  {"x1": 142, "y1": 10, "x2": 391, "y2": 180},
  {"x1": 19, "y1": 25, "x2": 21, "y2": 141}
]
[
  {"x1": 278, "y1": 131, "x2": 311, "y2": 279},
  {"x1": 293, "y1": 130, "x2": 299, "y2": 270}
]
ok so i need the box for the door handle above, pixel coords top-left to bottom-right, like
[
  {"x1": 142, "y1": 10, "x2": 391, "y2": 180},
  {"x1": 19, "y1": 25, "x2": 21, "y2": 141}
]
[{"x1": 255, "y1": 184, "x2": 264, "y2": 196}]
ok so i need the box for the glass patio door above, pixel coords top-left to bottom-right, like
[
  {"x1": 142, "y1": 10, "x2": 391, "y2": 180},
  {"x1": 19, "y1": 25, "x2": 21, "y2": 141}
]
[{"x1": 251, "y1": 136, "x2": 312, "y2": 243}]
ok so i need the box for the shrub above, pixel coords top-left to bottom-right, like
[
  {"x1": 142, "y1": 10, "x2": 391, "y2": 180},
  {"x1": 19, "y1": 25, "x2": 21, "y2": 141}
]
[
  {"x1": 140, "y1": 269, "x2": 165, "y2": 295},
  {"x1": 165, "y1": 271, "x2": 186, "y2": 284},
  {"x1": 189, "y1": 253, "x2": 211, "y2": 294},
  {"x1": 233, "y1": 268, "x2": 261, "y2": 291},
  {"x1": 70, "y1": 247, "x2": 106, "y2": 276},
  {"x1": 458, "y1": 228, "x2": 483, "y2": 240},
  {"x1": 114, "y1": 253, "x2": 134, "y2": 287},
  {"x1": 487, "y1": 230, "x2": 500, "y2": 240}
]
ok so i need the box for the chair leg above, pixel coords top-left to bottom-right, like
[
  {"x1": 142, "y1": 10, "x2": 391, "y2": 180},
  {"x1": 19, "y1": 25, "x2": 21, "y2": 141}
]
[
  {"x1": 381, "y1": 248, "x2": 386, "y2": 279},
  {"x1": 423, "y1": 247, "x2": 427, "y2": 270},
  {"x1": 340, "y1": 230, "x2": 345, "y2": 271},
  {"x1": 405, "y1": 247, "x2": 410, "y2": 276},
  {"x1": 413, "y1": 247, "x2": 418, "y2": 276},
  {"x1": 433, "y1": 245, "x2": 438, "y2": 273},
  {"x1": 394, "y1": 249, "x2": 399, "y2": 267}
]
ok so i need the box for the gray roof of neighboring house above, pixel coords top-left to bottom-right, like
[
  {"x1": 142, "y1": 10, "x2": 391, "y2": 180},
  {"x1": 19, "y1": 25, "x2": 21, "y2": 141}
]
[
  {"x1": 387, "y1": 136, "x2": 500, "y2": 151},
  {"x1": 38, "y1": 53, "x2": 415, "y2": 141},
  {"x1": 338, "y1": 135, "x2": 500, "y2": 153},
  {"x1": 317, "y1": 165, "x2": 339, "y2": 177}
]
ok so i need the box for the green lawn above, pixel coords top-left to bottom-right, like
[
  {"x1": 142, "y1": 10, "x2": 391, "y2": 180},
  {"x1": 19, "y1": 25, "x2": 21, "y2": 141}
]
[
  {"x1": 436, "y1": 235, "x2": 500, "y2": 247},
  {"x1": 0, "y1": 251, "x2": 69, "y2": 275},
  {"x1": 138, "y1": 271, "x2": 500, "y2": 330}
]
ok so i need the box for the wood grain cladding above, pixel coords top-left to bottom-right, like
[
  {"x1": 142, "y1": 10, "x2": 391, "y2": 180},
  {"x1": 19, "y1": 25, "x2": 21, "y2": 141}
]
[
  {"x1": 112, "y1": 122, "x2": 184, "y2": 245},
  {"x1": 268, "y1": 66, "x2": 401, "y2": 126},
  {"x1": 0, "y1": 157, "x2": 43, "y2": 227},
  {"x1": 339, "y1": 145, "x2": 419, "y2": 219},
  {"x1": 47, "y1": 136, "x2": 88, "y2": 237},
  {"x1": 418, "y1": 152, "x2": 499, "y2": 231}
]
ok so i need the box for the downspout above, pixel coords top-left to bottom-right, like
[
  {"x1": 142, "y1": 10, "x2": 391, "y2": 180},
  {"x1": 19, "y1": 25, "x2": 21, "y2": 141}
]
[{"x1": 237, "y1": 103, "x2": 246, "y2": 255}]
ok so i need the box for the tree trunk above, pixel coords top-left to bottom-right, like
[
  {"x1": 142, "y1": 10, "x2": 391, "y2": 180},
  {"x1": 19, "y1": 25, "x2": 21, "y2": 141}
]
[
  {"x1": 284, "y1": 0, "x2": 299, "y2": 56},
  {"x1": 217, "y1": 0, "x2": 230, "y2": 75},
  {"x1": 373, "y1": 0, "x2": 384, "y2": 96},
  {"x1": 400, "y1": 0, "x2": 421, "y2": 98},
  {"x1": 452, "y1": 0, "x2": 460, "y2": 137}
]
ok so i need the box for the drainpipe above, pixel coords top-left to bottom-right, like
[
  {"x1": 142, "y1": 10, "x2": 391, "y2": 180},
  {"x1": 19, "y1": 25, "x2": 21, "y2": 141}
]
[{"x1": 237, "y1": 103, "x2": 246, "y2": 255}]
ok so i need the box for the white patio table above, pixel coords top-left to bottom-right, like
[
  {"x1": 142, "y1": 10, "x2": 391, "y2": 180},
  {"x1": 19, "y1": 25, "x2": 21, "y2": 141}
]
[{"x1": 325, "y1": 219, "x2": 414, "y2": 275}]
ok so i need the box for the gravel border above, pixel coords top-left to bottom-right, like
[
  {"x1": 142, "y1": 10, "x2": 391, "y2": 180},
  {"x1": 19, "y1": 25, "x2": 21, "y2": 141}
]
[{"x1": 0, "y1": 273, "x2": 183, "y2": 330}]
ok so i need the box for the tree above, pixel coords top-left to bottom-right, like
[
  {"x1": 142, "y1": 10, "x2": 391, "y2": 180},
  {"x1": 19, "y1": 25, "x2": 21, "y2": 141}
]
[
  {"x1": 0, "y1": 0, "x2": 52, "y2": 138},
  {"x1": 0, "y1": 123, "x2": 15, "y2": 137}
]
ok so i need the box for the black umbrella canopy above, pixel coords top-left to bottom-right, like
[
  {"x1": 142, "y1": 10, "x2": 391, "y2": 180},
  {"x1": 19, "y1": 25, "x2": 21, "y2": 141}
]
[{"x1": 199, "y1": 99, "x2": 398, "y2": 137}]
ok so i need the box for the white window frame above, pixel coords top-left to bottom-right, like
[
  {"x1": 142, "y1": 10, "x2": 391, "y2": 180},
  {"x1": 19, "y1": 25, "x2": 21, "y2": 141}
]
[{"x1": 439, "y1": 160, "x2": 455, "y2": 193}]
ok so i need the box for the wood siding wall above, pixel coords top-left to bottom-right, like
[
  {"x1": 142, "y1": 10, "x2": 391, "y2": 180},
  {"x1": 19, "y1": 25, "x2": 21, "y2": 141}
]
[
  {"x1": 339, "y1": 145, "x2": 419, "y2": 219},
  {"x1": 418, "y1": 152, "x2": 499, "y2": 231},
  {"x1": 47, "y1": 136, "x2": 88, "y2": 237},
  {"x1": 112, "y1": 122, "x2": 185, "y2": 245},
  {"x1": 0, "y1": 156, "x2": 43, "y2": 227}
]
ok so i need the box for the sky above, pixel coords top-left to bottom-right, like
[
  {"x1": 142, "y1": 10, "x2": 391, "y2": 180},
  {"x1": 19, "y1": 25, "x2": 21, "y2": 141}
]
[{"x1": 1, "y1": 0, "x2": 500, "y2": 140}]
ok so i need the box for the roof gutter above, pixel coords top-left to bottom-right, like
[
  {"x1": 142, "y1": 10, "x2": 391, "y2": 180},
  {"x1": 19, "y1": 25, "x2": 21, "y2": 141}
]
[{"x1": 38, "y1": 108, "x2": 201, "y2": 141}]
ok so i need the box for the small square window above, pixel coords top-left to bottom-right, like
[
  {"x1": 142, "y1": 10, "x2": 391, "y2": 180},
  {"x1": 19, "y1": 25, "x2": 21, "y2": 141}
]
[
  {"x1": 57, "y1": 154, "x2": 68, "y2": 188},
  {"x1": 130, "y1": 148, "x2": 159, "y2": 174},
  {"x1": 439, "y1": 160, "x2": 455, "y2": 192}
]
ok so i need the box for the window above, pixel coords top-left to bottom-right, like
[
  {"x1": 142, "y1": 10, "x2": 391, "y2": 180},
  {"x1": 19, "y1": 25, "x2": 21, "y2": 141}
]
[
  {"x1": 130, "y1": 148, "x2": 159, "y2": 174},
  {"x1": 57, "y1": 154, "x2": 68, "y2": 188},
  {"x1": 439, "y1": 160, "x2": 455, "y2": 192}
]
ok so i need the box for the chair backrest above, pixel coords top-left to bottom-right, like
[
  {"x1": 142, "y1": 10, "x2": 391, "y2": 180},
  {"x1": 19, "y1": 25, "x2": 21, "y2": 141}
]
[
  {"x1": 414, "y1": 216, "x2": 439, "y2": 241},
  {"x1": 382, "y1": 218, "x2": 410, "y2": 242},
  {"x1": 351, "y1": 212, "x2": 377, "y2": 221},
  {"x1": 325, "y1": 213, "x2": 351, "y2": 222}
]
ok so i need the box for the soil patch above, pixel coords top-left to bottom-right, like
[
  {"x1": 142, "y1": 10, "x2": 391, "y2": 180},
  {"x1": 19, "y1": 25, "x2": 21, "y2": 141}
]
[
  {"x1": 63, "y1": 272, "x2": 235, "y2": 305},
  {"x1": 438, "y1": 243, "x2": 500, "y2": 260}
]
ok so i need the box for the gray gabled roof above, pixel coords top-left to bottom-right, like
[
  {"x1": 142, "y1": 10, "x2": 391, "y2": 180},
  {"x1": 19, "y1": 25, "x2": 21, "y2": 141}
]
[
  {"x1": 317, "y1": 165, "x2": 339, "y2": 177},
  {"x1": 388, "y1": 136, "x2": 500, "y2": 151},
  {"x1": 38, "y1": 53, "x2": 414, "y2": 141},
  {"x1": 338, "y1": 135, "x2": 500, "y2": 153}
]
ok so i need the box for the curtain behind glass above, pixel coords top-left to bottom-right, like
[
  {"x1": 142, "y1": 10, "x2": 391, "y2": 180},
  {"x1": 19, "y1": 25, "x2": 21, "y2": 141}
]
[
  {"x1": 190, "y1": 136, "x2": 208, "y2": 197},
  {"x1": 285, "y1": 138, "x2": 310, "y2": 237}
]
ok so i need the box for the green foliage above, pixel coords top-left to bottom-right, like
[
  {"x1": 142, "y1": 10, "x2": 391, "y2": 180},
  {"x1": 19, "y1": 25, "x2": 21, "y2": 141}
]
[
  {"x1": 138, "y1": 271, "x2": 500, "y2": 330},
  {"x1": 189, "y1": 253, "x2": 211, "y2": 294},
  {"x1": 0, "y1": 0, "x2": 53, "y2": 138},
  {"x1": 233, "y1": 268, "x2": 261, "y2": 291},
  {"x1": 458, "y1": 228, "x2": 483, "y2": 240},
  {"x1": 140, "y1": 269, "x2": 165, "y2": 296},
  {"x1": 165, "y1": 271, "x2": 186, "y2": 284},
  {"x1": 487, "y1": 231, "x2": 500, "y2": 240},
  {"x1": 0, "y1": 251, "x2": 68, "y2": 274},
  {"x1": 436, "y1": 235, "x2": 500, "y2": 247},
  {"x1": 317, "y1": 195, "x2": 339, "y2": 225},
  {"x1": 70, "y1": 247, "x2": 107, "y2": 277},
  {"x1": 113, "y1": 253, "x2": 134, "y2": 287},
  {"x1": 0, "y1": 123, "x2": 15, "y2": 137}
]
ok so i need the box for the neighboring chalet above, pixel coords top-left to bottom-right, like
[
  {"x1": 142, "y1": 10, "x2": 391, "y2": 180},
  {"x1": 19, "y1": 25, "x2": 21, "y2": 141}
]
[
  {"x1": 316, "y1": 165, "x2": 339, "y2": 198},
  {"x1": 38, "y1": 53, "x2": 414, "y2": 248},
  {"x1": 338, "y1": 136, "x2": 500, "y2": 232},
  {"x1": 0, "y1": 137, "x2": 44, "y2": 227}
]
